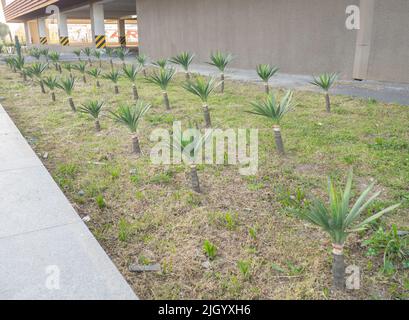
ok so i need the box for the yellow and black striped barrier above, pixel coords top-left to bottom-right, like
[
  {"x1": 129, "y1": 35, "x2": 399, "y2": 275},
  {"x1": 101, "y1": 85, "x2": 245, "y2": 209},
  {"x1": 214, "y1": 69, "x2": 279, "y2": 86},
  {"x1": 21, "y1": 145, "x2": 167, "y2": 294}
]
[
  {"x1": 60, "y1": 36, "x2": 69, "y2": 46},
  {"x1": 95, "y1": 35, "x2": 106, "y2": 49},
  {"x1": 119, "y1": 36, "x2": 126, "y2": 47},
  {"x1": 40, "y1": 37, "x2": 48, "y2": 45}
]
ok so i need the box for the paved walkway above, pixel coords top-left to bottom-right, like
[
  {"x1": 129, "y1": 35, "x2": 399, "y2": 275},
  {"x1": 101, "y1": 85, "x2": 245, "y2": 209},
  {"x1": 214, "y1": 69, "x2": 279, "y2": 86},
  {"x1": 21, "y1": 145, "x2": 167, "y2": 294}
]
[{"x1": 0, "y1": 104, "x2": 137, "y2": 300}]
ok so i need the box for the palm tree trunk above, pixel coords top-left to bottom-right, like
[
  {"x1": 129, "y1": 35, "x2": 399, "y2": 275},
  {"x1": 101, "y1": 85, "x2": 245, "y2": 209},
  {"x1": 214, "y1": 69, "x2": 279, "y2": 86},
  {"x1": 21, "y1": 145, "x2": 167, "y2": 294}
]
[
  {"x1": 325, "y1": 93, "x2": 331, "y2": 113},
  {"x1": 190, "y1": 165, "x2": 201, "y2": 193},
  {"x1": 55, "y1": 64, "x2": 59, "y2": 71},
  {"x1": 95, "y1": 119, "x2": 101, "y2": 132},
  {"x1": 115, "y1": 85, "x2": 119, "y2": 94},
  {"x1": 99, "y1": 60, "x2": 102, "y2": 68},
  {"x1": 40, "y1": 81, "x2": 45, "y2": 94},
  {"x1": 332, "y1": 244, "x2": 345, "y2": 290},
  {"x1": 143, "y1": 69, "x2": 147, "y2": 77},
  {"x1": 220, "y1": 73, "x2": 225, "y2": 93},
  {"x1": 203, "y1": 103, "x2": 212, "y2": 128},
  {"x1": 163, "y1": 91, "x2": 170, "y2": 110},
  {"x1": 96, "y1": 80, "x2": 101, "y2": 88},
  {"x1": 273, "y1": 125, "x2": 285, "y2": 155},
  {"x1": 83, "y1": 75, "x2": 87, "y2": 84},
  {"x1": 68, "y1": 97, "x2": 76, "y2": 112},
  {"x1": 264, "y1": 82, "x2": 270, "y2": 95},
  {"x1": 110, "y1": 59, "x2": 114, "y2": 70},
  {"x1": 51, "y1": 91, "x2": 56, "y2": 102},
  {"x1": 132, "y1": 83, "x2": 139, "y2": 101},
  {"x1": 58, "y1": 64, "x2": 62, "y2": 73},
  {"x1": 23, "y1": 73, "x2": 27, "y2": 81},
  {"x1": 185, "y1": 71, "x2": 190, "y2": 81},
  {"x1": 132, "y1": 135, "x2": 141, "y2": 154}
]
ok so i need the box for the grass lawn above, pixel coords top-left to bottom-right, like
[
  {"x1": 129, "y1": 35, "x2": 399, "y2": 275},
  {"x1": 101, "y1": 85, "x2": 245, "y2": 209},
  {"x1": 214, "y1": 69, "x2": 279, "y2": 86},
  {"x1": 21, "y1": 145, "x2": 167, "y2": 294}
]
[{"x1": 0, "y1": 60, "x2": 408, "y2": 299}]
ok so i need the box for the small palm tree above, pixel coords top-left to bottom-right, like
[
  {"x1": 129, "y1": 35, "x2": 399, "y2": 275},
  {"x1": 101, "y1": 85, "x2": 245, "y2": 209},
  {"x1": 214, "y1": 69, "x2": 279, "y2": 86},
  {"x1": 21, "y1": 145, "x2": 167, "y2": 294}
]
[
  {"x1": 92, "y1": 49, "x2": 103, "y2": 67},
  {"x1": 57, "y1": 76, "x2": 76, "y2": 112},
  {"x1": 183, "y1": 77, "x2": 220, "y2": 128},
  {"x1": 207, "y1": 51, "x2": 234, "y2": 93},
  {"x1": 170, "y1": 52, "x2": 195, "y2": 80},
  {"x1": 62, "y1": 63, "x2": 74, "y2": 78},
  {"x1": 29, "y1": 48, "x2": 42, "y2": 61},
  {"x1": 87, "y1": 67, "x2": 102, "y2": 88},
  {"x1": 136, "y1": 53, "x2": 149, "y2": 76},
  {"x1": 247, "y1": 90, "x2": 295, "y2": 155},
  {"x1": 78, "y1": 100, "x2": 104, "y2": 131},
  {"x1": 73, "y1": 49, "x2": 82, "y2": 62},
  {"x1": 296, "y1": 170, "x2": 400, "y2": 290},
  {"x1": 146, "y1": 67, "x2": 175, "y2": 110},
  {"x1": 40, "y1": 48, "x2": 49, "y2": 64},
  {"x1": 82, "y1": 47, "x2": 93, "y2": 65},
  {"x1": 170, "y1": 129, "x2": 212, "y2": 193},
  {"x1": 48, "y1": 51, "x2": 62, "y2": 73},
  {"x1": 102, "y1": 70, "x2": 121, "y2": 94},
  {"x1": 310, "y1": 73, "x2": 338, "y2": 113},
  {"x1": 72, "y1": 62, "x2": 87, "y2": 83},
  {"x1": 116, "y1": 47, "x2": 129, "y2": 68},
  {"x1": 13, "y1": 56, "x2": 26, "y2": 80},
  {"x1": 26, "y1": 62, "x2": 48, "y2": 94},
  {"x1": 123, "y1": 64, "x2": 142, "y2": 101},
  {"x1": 256, "y1": 64, "x2": 279, "y2": 94},
  {"x1": 104, "y1": 47, "x2": 115, "y2": 70},
  {"x1": 43, "y1": 76, "x2": 59, "y2": 102},
  {"x1": 152, "y1": 58, "x2": 168, "y2": 69},
  {"x1": 109, "y1": 101, "x2": 152, "y2": 154}
]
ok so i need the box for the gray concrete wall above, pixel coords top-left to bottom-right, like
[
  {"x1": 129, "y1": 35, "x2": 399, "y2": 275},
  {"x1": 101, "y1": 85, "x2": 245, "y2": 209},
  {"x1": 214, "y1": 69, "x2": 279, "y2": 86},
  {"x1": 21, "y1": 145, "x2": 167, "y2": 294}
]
[
  {"x1": 136, "y1": 0, "x2": 359, "y2": 79},
  {"x1": 136, "y1": 0, "x2": 409, "y2": 83},
  {"x1": 365, "y1": 0, "x2": 409, "y2": 83}
]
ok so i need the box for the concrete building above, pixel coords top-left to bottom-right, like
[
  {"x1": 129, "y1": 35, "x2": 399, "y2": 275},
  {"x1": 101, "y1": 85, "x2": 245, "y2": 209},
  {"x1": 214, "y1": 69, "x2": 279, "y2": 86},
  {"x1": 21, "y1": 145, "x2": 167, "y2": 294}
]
[{"x1": 2, "y1": 0, "x2": 409, "y2": 83}]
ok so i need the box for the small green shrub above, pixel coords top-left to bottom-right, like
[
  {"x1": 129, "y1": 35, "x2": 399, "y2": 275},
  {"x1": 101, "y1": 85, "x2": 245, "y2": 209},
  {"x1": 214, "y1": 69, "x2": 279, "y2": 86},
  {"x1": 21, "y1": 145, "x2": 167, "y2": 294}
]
[
  {"x1": 118, "y1": 218, "x2": 133, "y2": 242},
  {"x1": 203, "y1": 240, "x2": 217, "y2": 260},
  {"x1": 237, "y1": 260, "x2": 251, "y2": 279},
  {"x1": 96, "y1": 194, "x2": 106, "y2": 209}
]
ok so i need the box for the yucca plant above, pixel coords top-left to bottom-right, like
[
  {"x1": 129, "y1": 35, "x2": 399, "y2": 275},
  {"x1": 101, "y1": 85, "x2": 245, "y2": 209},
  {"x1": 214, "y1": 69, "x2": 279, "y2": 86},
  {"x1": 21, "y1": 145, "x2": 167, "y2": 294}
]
[
  {"x1": 78, "y1": 100, "x2": 104, "y2": 131},
  {"x1": 256, "y1": 64, "x2": 279, "y2": 94},
  {"x1": 40, "y1": 48, "x2": 49, "y2": 65},
  {"x1": 170, "y1": 129, "x2": 212, "y2": 193},
  {"x1": 310, "y1": 73, "x2": 338, "y2": 113},
  {"x1": 123, "y1": 64, "x2": 142, "y2": 101},
  {"x1": 26, "y1": 62, "x2": 48, "y2": 94},
  {"x1": 296, "y1": 170, "x2": 400, "y2": 290},
  {"x1": 13, "y1": 56, "x2": 26, "y2": 80},
  {"x1": 146, "y1": 67, "x2": 175, "y2": 110},
  {"x1": 102, "y1": 69, "x2": 121, "y2": 94},
  {"x1": 48, "y1": 51, "x2": 62, "y2": 73},
  {"x1": 43, "y1": 76, "x2": 59, "y2": 102},
  {"x1": 72, "y1": 62, "x2": 87, "y2": 83},
  {"x1": 207, "y1": 51, "x2": 234, "y2": 93},
  {"x1": 104, "y1": 47, "x2": 115, "y2": 70},
  {"x1": 82, "y1": 47, "x2": 93, "y2": 65},
  {"x1": 92, "y1": 49, "x2": 103, "y2": 67},
  {"x1": 62, "y1": 63, "x2": 73, "y2": 78},
  {"x1": 183, "y1": 77, "x2": 220, "y2": 128},
  {"x1": 57, "y1": 75, "x2": 76, "y2": 112},
  {"x1": 136, "y1": 53, "x2": 149, "y2": 76},
  {"x1": 73, "y1": 49, "x2": 82, "y2": 62},
  {"x1": 87, "y1": 67, "x2": 102, "y2": 88},
  {"x1": 247, "y1": 90, "x2": 295, "y2": 155},
  {"x1": 170, "y1": 52, "x2": 195, "y2": 80},
  {"x1": 29, "y1": 48, "x2": 42, "y2": 61},
  {"x1": 152, "y1": 58, "x2": 168, "y2": 69},
  {"x1": 109, "y1": 101, "x2": 152, "y2": 154},
  {"x1": 116, "y1": 47, "x2": 129, "y2": 68}
]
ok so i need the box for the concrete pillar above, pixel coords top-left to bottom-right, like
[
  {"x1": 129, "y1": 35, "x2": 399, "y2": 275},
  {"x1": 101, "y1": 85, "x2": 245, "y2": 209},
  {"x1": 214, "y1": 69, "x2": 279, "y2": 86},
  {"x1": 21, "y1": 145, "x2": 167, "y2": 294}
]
[
  {"x1": 352, "y1": 0, "x2": 375, "y2": 80},
  {"x1": 37, "y1": 18, "x2": 48, "y2": 45},
  {"x1": 24, "y1": 22, "x2": 32, "y2": 45},
  {"x1": 58, "y1": 13, "x2": 70, "y2": 46},
  {"x1": 90, "y1": 2, "x2": 106, "y2": 48},
  {"x1": 118, "y1": 19, "x2": 126, "y2": 47}
]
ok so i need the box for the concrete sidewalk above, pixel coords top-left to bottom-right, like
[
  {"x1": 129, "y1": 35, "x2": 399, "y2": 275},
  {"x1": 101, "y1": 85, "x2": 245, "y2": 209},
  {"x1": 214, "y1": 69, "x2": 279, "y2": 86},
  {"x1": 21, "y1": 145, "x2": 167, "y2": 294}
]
[{"x1": 0, "y1": 104, "x2": 137, "y2": 300}]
